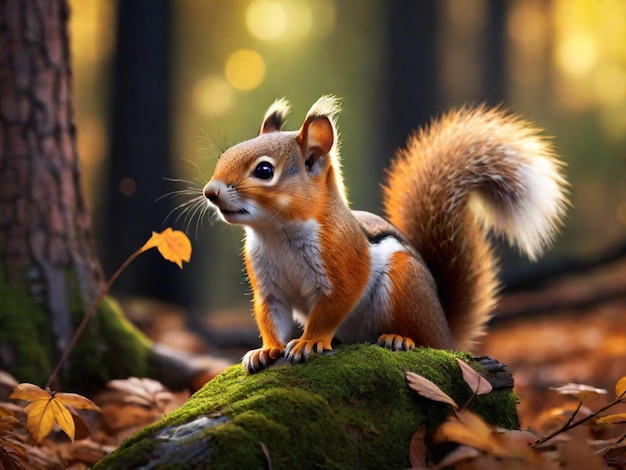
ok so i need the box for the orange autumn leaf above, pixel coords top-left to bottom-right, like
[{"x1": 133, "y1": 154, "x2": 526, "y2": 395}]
[
  {"x1": 0, "y1": 415, "x2": 27, "y2": 470},
  {"x1": 140, "y1": 228, "x2": 192, "y2": 268},
  {"x1": 616, "y1": 376, "x2": 626, "y2": 399},
  {"x1": 595, "y1": 413, "x2": 626, "y2": 425},
  {"x1": 10, "y1": 383, "x2": 100, "y2": 443},
  {"x1": 435, "y1": 409, "x2": 541, "y2": 463}
]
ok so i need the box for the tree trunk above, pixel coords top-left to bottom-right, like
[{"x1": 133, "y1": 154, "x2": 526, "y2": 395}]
[
  {"x1": 0, "y1": 0, "x2": 153, "y2": 392},
  {"x1": 104, "y1": 0, "x2": 185, "y2": 305},
  {"x1": 381, "y1": 0, "x2": 440, "y2": 158}
]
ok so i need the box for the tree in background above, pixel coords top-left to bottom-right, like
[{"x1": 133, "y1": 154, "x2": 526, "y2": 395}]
[
  {"x1": 103, "y1": 0, "x2": 190, "y2": 306},
  {"x1": 0, "y1": 0, "x2": 162, "y2": 392}
]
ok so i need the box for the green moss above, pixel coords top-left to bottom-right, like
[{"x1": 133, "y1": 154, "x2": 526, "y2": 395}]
[
  {"x1": 97, "y1": 345, "x2": 519, "y2": 469},
  {"x1": 64, "y1": 295, "x2": 153, "y2": 393},
  {"x1": 0, "y1": 259, "x2": 153, "y2": 392},
  {"x1": 0, "y1": 263, "x2": 55, "y2": 385}
]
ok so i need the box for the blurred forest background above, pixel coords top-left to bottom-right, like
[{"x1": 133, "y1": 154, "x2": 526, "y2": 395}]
[{"x1": 68, "y1": 0, "x2": 626, "y2": 321}]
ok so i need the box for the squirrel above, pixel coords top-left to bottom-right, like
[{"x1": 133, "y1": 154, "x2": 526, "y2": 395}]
[{"x1": 203, "y1": 96, "x2": 568, "y2": 373}]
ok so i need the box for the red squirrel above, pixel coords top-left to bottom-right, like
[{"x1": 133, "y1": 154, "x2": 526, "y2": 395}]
[{"x1": 203, "y1": 96, "x2": 568, "y2": 373}]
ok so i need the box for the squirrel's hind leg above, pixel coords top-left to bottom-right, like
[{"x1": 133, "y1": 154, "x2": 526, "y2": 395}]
[
  {"x1": 376, "y1": 334, "x2": 415, "y2": 351},
  {"x1": 378, "y1": 250, "x2": 456, "y2": 350}
]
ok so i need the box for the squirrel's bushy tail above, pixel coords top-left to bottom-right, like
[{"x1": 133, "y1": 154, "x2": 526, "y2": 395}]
[{"x1": 382, "y1": 106, "x2": 568, "y2": 351}]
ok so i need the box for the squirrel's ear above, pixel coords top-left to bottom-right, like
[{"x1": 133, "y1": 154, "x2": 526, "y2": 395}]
[
  {"x1": 260, "y1": 98, "x2": 290, "y2": 135},
  {"x1": 296, "y1": 115, "x2": 334, "y2": 173}
]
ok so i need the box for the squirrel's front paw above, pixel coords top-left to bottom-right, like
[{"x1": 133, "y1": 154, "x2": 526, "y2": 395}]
[
  {"x1": 285, "y1": 338, "x2": 332, "y2": 364},
  {"x1": 242, "y1": 347, "x2": 284, "y2": 373},
  {"x1": 377, "y1": 334, "x2": 415, "y2": 351}
]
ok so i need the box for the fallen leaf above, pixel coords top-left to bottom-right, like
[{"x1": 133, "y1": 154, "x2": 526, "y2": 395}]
[
  {"x1": 435, "y1": 409, "x2": 543, "y2": 463},
  {"x1": 140, "y1": 228, "x2": 192, "y2": 268},
  {"x1": 22, "y1": 444, "x2": 62, "y2": 469},
  {"x1": 69, "y1": 439, "x2": 117, "y2": 465},
  {"x1": 0, "y1": 423, "x2": 28, "y2": 470},
  {"x1": 0, "y1": 415, "x2": 19, "y2": 434},
  {"x1": 409, "y1": 426, "x2": 428, "y2": 468},
  {"x1": 405, "y1": 371, "x2": 458, "y2": 409},
  {"x1": 0, "y1": 405, "x2": 15, "y2": 419},
  {"x1": 559, "y1": 432, "x2": 604, "y2": 469},
  {"x1": 435, "y1": 445, "x2": 481, "y2": 469},
  {"x1": 455, "y1": 359, "x2": 492, "y2": 395},
  {"x1": 100, "y1": 402, "x2": 160, "y2": 432},
  {"x1": 0, "y1": 371, "x2": 19, "y2": 391},
  {"x1": 435, "y1": 409, "x2": 497, "y2": 452},
  {"x1": 549, "y1": 383, "x2": 607, "y2": 402},
  {"x1": 107, "y1": 377, "x2": 178, "y2": 411}
]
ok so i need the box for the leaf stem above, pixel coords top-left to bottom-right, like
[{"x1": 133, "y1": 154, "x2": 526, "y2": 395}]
[{"x1": 45, "y1": 248, "x2": 143, "y2": 389}]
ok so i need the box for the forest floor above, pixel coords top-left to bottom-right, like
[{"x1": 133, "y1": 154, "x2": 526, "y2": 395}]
[{"x1": 2, "y1": 254, "x2": 625, "y2": 468}]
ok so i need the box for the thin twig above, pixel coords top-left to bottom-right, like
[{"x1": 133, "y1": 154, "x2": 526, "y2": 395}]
[
  {"x1": 45, "y1": 248, "x2": 143, "y2": 389},
  {"x1": 532, "y1": 397, "x2": 623, "y2": 448}
]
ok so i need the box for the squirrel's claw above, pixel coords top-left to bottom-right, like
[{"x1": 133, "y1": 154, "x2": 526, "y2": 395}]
[
  {"x1": 242, "y1": 347, "x2": 284, "y2": 373},
  {"x1": 377, "y1": 334, "x2": 415, "y2": 351},
  {"x1": 285, "y1": 338, "x2": 332, "y2": 363}
]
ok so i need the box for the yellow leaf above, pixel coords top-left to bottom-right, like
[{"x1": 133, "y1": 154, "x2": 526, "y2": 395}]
[
  {"x1": 24, "y1": 399, "x2": 56, "y2": 443},
  {"x1": 435, "y1": 409, "x2": 495, "y2": 452},
  {"x1": 49, "y1": 398, "x2": 75, "y2": 442},
  {"x1": 55, "y1": 392, "x2": 101, "y2": 412},
  {"x1": 436, "y1": 410, "x2": 542, "y2": 463},
  {"x1": 140, "y1": 228, "x2": 192, "y2": 268},
  {"x1": 11, "y1": 384, "x2": 96, "y2": 443},
  {"x1": 616, "y1": 376, "x2": 626, "y2": 399},
  {"x1": 9, "y1": 383, "x2": 50, "y2": 401},
  {"x1": 595, "y1": 413, "x2": 626, "y2": 425}
]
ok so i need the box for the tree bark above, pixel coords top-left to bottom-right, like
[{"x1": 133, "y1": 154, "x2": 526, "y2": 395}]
[{"x1": 0, "y1": 0, "x2": 152, "y2": 392}]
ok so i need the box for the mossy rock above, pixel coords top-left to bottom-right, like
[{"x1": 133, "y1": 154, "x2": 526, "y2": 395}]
[{"x1": 95, "y1": 344, "x2": 519, "y2": 469}]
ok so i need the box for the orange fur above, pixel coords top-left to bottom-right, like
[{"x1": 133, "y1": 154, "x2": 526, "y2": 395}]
[
  {"x1": 383, "y1": 106, "x2": 567, "y2": 350},
  {"x1": 203, "y1": 97, "x2": 568, "y2": 372},
  {"x1": 384, "y1": 251, "x2": 455, "y2": 349}
]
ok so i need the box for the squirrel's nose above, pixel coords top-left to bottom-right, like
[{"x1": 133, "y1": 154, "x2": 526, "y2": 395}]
[{"x1": 203, "y1": 181, "x2": 220, "y2": 203}]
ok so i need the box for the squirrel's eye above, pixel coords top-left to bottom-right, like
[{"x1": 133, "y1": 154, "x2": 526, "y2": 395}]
[{"x1": 252, "y1": 161, "x2": 274, "y2": 180}]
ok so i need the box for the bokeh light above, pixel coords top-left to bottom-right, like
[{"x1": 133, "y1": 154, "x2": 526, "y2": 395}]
[
  {"x1": 246, "y1": 1, "x2": 288, "y2": 41},
  {"x1": 224, "y1": 49, "x2": 266, "y2": 91},
  {"x1": 556, "y1": 31, "x2": 597, "y2": 78},
  {"x1": 119, "y1": 177, "x2": 136, "y2": 197},
  {"x1": 192, "y1": 74, "x2": 234, "y2": 117},
  {"x1": 246, "y1": 0, "x2": 324, "y2": 43},
  {"x1": 593, "y1": 64, "x2": 626, "y2": 108}
]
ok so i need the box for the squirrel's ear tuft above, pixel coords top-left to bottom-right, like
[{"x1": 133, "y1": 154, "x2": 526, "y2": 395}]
[
  {"x1": 260, "y1": 98, "x2": 290, "y2": 135},
  {"x1": 304, "y1": 95, "x2": 341, "y2": 122}
]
